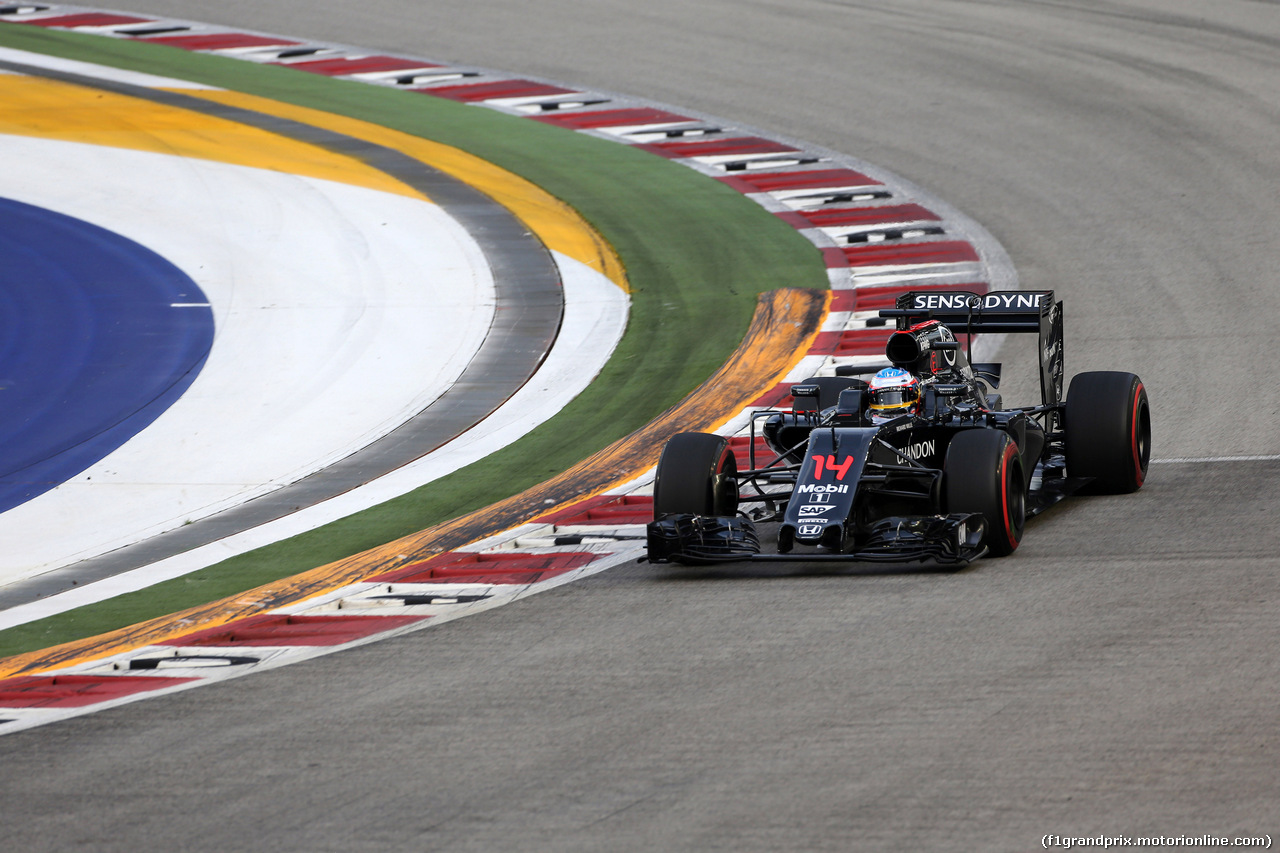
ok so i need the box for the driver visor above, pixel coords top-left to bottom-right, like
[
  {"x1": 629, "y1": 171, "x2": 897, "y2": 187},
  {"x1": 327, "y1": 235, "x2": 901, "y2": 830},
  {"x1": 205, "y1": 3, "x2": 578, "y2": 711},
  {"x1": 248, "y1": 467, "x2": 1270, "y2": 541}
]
[{"x1": 870, "y1": 388, "x2": 917, "y2": 409}]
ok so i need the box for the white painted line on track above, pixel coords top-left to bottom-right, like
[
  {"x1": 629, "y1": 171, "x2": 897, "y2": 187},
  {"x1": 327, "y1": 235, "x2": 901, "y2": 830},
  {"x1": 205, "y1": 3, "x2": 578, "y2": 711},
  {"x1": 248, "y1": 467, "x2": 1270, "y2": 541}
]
[{"x1": 1150, "y1": 455, "x2": 1280, "y2": 464}]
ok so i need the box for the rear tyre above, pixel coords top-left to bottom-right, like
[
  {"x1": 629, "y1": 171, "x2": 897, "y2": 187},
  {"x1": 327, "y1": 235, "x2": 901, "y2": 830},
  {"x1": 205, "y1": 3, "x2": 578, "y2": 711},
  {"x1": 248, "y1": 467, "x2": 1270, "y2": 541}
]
[
  {"x1": 945, "y1": 429, "x2": 1026, "y2": 557},
  {"x1": 1065, "y1": 371, "x2": 1150, "y2": 494},
  {"x1": 653, "y1": 432, "x2": 739, "y2": 519}
]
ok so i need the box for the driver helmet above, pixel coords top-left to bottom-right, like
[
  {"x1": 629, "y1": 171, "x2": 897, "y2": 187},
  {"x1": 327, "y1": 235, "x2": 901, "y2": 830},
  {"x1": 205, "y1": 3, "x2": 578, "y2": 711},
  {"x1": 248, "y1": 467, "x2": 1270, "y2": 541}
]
[{"x1": 868, "y1": 367, "x2": 922, "y2": 421}]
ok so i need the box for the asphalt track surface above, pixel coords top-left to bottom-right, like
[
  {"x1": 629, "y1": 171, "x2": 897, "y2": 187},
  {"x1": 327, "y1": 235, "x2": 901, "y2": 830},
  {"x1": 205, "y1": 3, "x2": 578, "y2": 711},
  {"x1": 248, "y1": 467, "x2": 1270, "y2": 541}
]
[{"x1": 3, "y1": 2, "x2": 1279, "y2": 850}]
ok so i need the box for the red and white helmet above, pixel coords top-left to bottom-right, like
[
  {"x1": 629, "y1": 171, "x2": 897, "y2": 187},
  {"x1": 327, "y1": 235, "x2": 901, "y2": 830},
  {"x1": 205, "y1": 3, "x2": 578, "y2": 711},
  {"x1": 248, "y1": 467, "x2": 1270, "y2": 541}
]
[{"x1": 868, "y1": 367, "x2": 921, "y2": 421}]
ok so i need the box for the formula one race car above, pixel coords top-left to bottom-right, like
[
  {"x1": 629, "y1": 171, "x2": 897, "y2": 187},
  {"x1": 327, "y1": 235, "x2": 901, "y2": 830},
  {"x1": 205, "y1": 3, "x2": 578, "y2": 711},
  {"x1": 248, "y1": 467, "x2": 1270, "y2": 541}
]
[{"x1": 646, "y1": 290, "x2": 1150, "y2": 566}]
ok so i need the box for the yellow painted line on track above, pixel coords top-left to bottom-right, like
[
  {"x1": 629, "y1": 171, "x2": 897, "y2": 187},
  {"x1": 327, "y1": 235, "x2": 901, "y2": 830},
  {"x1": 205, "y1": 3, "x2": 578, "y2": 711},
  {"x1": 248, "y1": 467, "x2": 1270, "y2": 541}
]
[
  {"x1": 182, "y1": 89, "x2": 629, "y2": 290},
  {"x1": 0, "y1": 288, "x2": 826, "y2": 680},
  {"x1": 0, "y1": 73, "x2": 424, "y2": 199}
]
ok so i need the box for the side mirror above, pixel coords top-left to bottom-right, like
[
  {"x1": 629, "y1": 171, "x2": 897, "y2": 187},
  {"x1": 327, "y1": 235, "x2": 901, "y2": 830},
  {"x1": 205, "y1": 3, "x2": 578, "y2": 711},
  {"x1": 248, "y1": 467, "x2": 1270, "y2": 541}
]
[{"x1": 789, "y1": 383, "x2": 822, "y2": 413}]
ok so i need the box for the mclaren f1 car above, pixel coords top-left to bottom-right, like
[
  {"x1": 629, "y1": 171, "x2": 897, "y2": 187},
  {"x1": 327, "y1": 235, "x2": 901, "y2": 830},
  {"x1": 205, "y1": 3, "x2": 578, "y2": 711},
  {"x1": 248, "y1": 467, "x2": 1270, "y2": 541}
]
[{"x1": 646, "y1": 289, "x2": 1150, "y2": 566}]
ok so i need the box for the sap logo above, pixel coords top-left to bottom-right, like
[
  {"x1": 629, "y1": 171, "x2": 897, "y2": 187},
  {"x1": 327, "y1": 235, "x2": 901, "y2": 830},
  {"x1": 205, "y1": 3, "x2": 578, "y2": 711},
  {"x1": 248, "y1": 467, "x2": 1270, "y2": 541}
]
[
  {"x1": 913, "y1": 292, "x2": 1042, "y2": 311},
  {"x1": 798, "y1": 505, "x2": 829, "y2": 516},
  {"x1": 798, "y1": 525, "x2": 824, "y2": 537},
  {"x1": 797, "y1": 484, "x2": 850, "y2": 494},
  {"x1": 903, "y1": 439, "x2": 936, "y2": 459},
  {"x1": 810, "y1": 454, "x2": 854, "y2": 480}
]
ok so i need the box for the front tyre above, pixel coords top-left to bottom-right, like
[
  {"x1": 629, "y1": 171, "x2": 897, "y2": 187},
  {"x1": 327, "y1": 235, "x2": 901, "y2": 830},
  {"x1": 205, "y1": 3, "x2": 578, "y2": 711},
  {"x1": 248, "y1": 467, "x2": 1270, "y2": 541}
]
[
  {"x1": 1065, "y1": 371, "x2": 1150, "y2": 494},
  {"x1": 945, "y1": 429, "x2": 1026, "y2": 558},
  {"x1": 652, "y1": 432, "x2": 739, "y2": 519}
]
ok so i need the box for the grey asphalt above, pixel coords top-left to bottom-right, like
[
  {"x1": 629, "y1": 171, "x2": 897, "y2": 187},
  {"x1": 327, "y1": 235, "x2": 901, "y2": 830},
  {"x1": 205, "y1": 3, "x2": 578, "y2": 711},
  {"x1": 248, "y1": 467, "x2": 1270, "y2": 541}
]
[{"x1": 3, "y1": 2, "x2": 1278, "y2": 850}]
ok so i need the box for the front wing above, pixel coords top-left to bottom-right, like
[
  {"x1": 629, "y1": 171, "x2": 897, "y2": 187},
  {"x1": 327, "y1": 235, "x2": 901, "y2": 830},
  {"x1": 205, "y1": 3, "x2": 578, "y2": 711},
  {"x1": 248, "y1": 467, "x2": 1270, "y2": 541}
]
[{"x1": 646, "y1": 512, "x2": 988, "y2": 566}]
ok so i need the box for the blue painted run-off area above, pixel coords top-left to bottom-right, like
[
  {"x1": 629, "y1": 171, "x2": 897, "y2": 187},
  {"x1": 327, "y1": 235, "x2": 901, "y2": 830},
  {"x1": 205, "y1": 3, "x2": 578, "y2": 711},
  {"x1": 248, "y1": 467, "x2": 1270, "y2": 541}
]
[{"x1": 0, "y1": 197, "x2": 214, "y2": 514}]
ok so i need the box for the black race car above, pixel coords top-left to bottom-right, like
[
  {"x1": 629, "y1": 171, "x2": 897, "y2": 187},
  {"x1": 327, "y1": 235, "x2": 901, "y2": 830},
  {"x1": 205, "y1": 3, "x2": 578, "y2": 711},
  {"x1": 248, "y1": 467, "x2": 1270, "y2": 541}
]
[{"x1": 646, "y1": 289, "x2": 1150, "y2": 566}]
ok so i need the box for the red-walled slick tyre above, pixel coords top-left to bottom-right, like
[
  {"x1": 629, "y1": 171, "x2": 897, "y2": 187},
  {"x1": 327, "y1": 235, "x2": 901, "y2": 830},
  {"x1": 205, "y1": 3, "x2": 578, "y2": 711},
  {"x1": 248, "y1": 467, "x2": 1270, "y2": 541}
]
[
  {"x1": 1065, "y1": 371, "x2": 1151, "y2": 494},
  {"x1": 945, "y1": 429, "x2": 1026, "y2": 557},
  {"x1": 653, "y1": 432, "x2": 739, "y2": 519}
]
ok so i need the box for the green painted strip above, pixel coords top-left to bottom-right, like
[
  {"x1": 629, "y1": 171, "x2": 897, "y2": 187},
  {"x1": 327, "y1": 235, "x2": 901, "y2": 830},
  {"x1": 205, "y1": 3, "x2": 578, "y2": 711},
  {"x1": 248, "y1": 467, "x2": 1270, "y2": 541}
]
[{"x1": 0, "y1": 24, "x2": 828, "y2": 657}]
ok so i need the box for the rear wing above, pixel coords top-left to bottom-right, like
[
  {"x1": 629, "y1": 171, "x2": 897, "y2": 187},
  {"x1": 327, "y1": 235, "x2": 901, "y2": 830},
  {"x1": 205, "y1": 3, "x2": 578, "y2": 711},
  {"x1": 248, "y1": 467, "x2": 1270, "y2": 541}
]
[{"x1": 880, "y1": 290, "x2": 1064, "y2": 413}]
